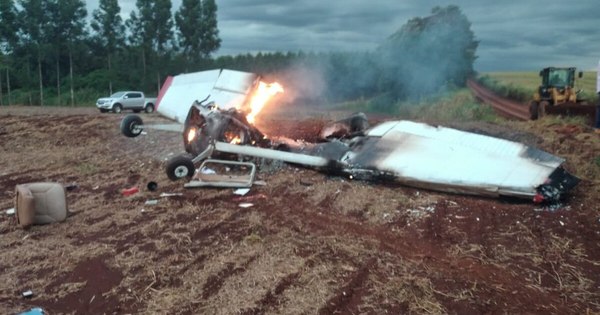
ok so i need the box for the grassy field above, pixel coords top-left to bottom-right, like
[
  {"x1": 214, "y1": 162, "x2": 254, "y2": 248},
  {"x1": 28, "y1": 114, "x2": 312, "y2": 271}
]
[{"x1": 480, "y1": 71, "x2": 598, "y2": 103}]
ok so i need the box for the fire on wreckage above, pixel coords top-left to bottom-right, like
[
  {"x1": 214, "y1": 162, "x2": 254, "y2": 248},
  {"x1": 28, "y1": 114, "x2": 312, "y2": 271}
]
[{"x1": 121, "y1": 83, "x2": 578, "y2": 204}]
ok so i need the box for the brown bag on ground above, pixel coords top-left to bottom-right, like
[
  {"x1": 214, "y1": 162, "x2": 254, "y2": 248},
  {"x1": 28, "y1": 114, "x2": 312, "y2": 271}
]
[{"x1": 15, "y1": 183, "x2": 67, "y2": 228}]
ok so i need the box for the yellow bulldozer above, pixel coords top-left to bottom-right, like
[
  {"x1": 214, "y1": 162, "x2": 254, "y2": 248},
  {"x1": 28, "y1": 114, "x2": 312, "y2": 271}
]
[{"x1": 529, "y1": 67, "x2": 593, "y2": 120}]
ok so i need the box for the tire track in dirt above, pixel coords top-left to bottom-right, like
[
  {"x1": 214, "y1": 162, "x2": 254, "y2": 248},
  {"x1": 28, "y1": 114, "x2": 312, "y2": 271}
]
[
  {"x1": 202, "y1": 255, "x2": 260, "y2": 300},
  {"x1": 239, "y1": 272, "x2": 302, "y2": 315},
  {"x1": 317, "y1": 258, "x2": 375, "y2": 315},
  {"x1": 467, "y1": 79, "x2": 530, "y2": 120},
  {"x1": 252, "y1": 192, "x2": 573, "y2": 313}
]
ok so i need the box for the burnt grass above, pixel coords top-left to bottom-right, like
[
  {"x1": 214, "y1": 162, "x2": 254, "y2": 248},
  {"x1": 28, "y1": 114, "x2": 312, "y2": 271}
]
[{"x1": 1, "y1": 106, "x2": 600, "y2": 314}]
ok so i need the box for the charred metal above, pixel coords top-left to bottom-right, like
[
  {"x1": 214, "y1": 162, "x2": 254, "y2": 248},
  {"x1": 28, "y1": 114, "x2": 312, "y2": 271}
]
[{"x1": 174, "y1": 105, "x2": 579, "y2": 202}]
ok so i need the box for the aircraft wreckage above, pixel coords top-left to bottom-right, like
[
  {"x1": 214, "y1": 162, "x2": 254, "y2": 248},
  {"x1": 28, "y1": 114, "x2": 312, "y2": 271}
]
[{"x1": 121, "y1": 100, "x2": 578, "y2": 204}]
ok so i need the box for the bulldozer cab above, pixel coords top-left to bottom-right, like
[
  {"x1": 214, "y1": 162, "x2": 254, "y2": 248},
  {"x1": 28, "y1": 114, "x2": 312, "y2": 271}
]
[{"x1": 540, "y1": 67, "x2": 575, "y2": 88}]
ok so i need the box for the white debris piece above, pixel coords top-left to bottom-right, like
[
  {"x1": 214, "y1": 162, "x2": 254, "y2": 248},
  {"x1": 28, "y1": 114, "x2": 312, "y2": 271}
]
[
  {"x1": 233, "y1": 188, "x2": 250, "y2": 196},
  {"x1": 160, "y1": 192, "x2": 183, "y2": 197}
]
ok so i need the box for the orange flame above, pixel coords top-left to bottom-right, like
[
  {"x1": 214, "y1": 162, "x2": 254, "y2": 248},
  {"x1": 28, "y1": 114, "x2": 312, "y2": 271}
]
[
  {"x1": 244, "y1": 81, "x2": 284, "y2": 124},
  {"x1": 230, "y1": 136, "x2": 242, "y2": 144}
]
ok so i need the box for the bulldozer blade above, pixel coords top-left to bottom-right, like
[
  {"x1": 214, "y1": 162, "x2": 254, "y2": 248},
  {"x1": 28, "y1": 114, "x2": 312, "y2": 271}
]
[{"x1": 545, "y1": 102, "x2": 596, "y2": 124}]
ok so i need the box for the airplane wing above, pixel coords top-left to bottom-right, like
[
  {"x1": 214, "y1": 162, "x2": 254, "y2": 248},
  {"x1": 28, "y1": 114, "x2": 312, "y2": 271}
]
[{"x1": 345, "y1": 121, "x2": 570, "y2": 199}]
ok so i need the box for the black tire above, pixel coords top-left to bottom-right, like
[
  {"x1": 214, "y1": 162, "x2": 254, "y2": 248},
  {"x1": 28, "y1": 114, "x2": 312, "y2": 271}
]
[
  {"x1": 539, "y1": 101, "x2": 549, "y2": 119},
  {"x1": 165, "y1": 154, "x2": 195, "y2": 181},
  {"x1": 112, "y1": 103, "x2": 123, "y2": 113},
  {"x1": 529, "y1": 101, "x2": 539, "y2": 120},
  {"x1": 145, "y1": 103, "x2": 155, "y2": 113},
  {"x1": 120, "y1": 114, "x2": 144, "y2": 138},
  {"x1": 99, "y1": 108, "x2": 108, "y2": 113}
]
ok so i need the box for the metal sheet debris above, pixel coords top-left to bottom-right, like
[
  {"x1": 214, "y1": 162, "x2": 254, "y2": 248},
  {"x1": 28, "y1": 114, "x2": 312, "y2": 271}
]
[
  {"x1": 184, "y1": 159, "x2": 256, "y2": 188},
  {"x1": 234, "y1": 188, "x2": 251, "y2": 196}
]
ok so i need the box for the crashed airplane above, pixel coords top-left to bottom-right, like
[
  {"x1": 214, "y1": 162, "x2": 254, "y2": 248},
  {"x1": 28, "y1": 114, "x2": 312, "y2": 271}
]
[{"x1": 120, "y1": 69, "x2": 578, "y2": 203}]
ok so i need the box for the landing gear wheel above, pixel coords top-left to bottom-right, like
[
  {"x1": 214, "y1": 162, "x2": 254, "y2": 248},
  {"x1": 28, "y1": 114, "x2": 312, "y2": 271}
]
[
  {"x1": 166, "y1": 154, "x2": 195, "y2": 181},
  {"x1": 529, "y1": 101, "x2": 539, "y2": 120},
  {"x1": 120, "y1": 114, "x2": 144, "y2": 138}
]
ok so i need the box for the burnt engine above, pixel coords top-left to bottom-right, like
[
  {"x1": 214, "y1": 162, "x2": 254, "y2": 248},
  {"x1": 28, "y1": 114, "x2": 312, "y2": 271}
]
[{"x1": 182, "y1": 101, "x2": 270, "y2": 157}]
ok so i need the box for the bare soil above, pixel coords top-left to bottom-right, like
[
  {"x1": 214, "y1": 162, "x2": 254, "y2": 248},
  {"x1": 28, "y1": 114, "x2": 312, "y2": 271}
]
[{"x1": 1, "y1": 105, "x2": 600, "y2": 315}]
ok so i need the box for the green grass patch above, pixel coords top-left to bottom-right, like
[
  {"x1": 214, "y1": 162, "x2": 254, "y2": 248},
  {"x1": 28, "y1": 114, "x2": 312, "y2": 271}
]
[
  {"x1": 332, "y1": 88, "x2": 500, "y2": 123},
  {"x1": 399, "y1": 89, "x2": 499, "y2": 122}
]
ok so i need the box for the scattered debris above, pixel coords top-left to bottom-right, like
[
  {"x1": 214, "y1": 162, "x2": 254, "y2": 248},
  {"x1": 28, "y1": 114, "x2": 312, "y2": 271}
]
[
  {"x1": 16, "y1": 183, "x2": 68, "y2": 228},
  {"x1": 233, "y1": 194, "x2": 267, "y2": 202},
  {"x1": 122, "y1": 187, "x2": 139, "y2": 196},
  {"x1": 64, "y1": 183, "x2": 78, "y2": 191},
  {"x1": 239, "y1": 203, "x2": 254, "y2": 208},
  {"x1": 233, "y1": 188, "x2": 250, "y2": 196},
  {"x1": 17, "y1": 308, "x2": 44, "y2": 315},
  {"x1": 185, "y1": 159, "x2": 256, "y2": 189},
  {"x1": 5, "y1": 208, "x2": 15, "y2": 216},
  {"x1": 144, "y1": 199, "x2": 159, "y2": 205},
  {"x1": 319, "y1": 112, "x2": 369, "y2": 140},
  {"x1": 146, "y1": 181, "x2": 158, "y2": 191},
  {"x1": 159, "y1": 192, "x2": 183, "y2": 197},
  {"x1": 200, "y1": 167, "x2": 216, "y2": 175},
  {"x1": 22, "y1": 289, "x2": 33, "y2": 298}
]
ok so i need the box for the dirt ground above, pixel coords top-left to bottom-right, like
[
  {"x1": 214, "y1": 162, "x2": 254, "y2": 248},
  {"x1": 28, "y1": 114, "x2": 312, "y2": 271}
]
[{"x1": 1, "y1": 105, "x2": 600, "y2": 315}]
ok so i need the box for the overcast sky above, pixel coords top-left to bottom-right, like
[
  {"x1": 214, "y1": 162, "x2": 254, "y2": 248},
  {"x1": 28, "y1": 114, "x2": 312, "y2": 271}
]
[{"x1": 86, "y1": 0, "x2": 600, "y2": 72}]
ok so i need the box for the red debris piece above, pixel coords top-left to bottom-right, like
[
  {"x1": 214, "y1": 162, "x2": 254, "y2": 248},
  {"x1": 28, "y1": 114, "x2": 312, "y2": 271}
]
[{"x1": 122, "y1": 187, "x2": 139, "y2": 196}]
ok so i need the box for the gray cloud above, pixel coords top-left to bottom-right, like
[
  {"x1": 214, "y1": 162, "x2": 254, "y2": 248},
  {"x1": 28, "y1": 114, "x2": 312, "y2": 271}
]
[{"x1": 85, "y1": 0, "x2": 600, "y2": 71}]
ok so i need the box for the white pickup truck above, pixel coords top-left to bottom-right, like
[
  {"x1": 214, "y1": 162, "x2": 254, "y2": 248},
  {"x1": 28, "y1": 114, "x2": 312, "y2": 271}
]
[{"x1": 96, "y1": 91, "x2": 157, "y2": 113}]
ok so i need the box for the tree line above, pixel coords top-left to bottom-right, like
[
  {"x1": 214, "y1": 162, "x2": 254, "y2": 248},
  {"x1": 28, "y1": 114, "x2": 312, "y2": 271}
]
[
  {"x1": 0, "y1": 0, "x2": 220, "y2": 106},
  {"x1": 0, "y1": 3, "x2": 478, "y2": 109}
]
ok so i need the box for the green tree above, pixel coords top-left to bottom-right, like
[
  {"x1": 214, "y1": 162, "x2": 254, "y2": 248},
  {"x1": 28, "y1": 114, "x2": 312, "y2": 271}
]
[
  {"x1": 19, "y1": 0, "x2": 48, "y2": 105},
  {"x1": 126, "y1": 0, "x2": 154, "y2": 79},
  {"x1": 152, "y1": 0, "x2": 173, "y2": 92},
  {"x1": 175, "y1": 0, "x2": 202, "y2": 65},
  {"x1": 91, "y1": 0, "x2": 125, "y2": 94},
  {"x1": 175, "y1": 0, "x2": 220, "y2": 68},
  {"x1": 0, "y1": 0, "x2": 19, "y2": 105},
  {"x1": 0, "y1": 0, "x2": 18, "y2": 51},
  {"x1": 153, "y1": 0, "x2": 173, "y2": 54},
  {"x1": 47, "y1": 0, "x2": 87, "y2": 105},
  {"x1": 199, "y1": 0, "x2": 221, "y2": 58}
]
